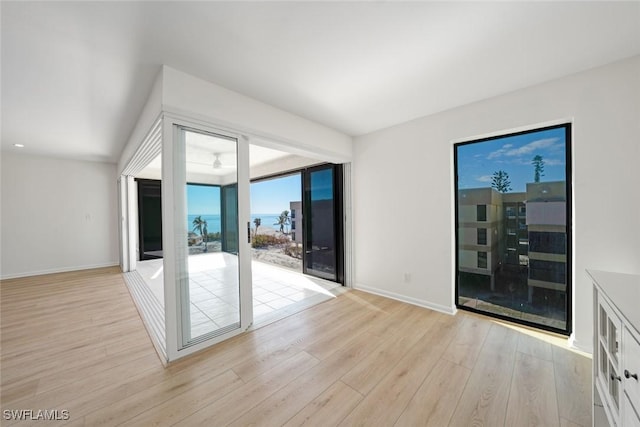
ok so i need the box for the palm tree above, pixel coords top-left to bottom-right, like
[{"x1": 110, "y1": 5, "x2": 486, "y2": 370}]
[
  {"x1": 192, "y1": 215, "x2": 208, "y2": 252},
  {"x1": 282, "y1": 210, "x2": 290, "y2": 234},
  {"x1": 253, "y1": 217, "x2": 261, "y2": 236},
  {"x1": 274, "y1": 210, "x2": 291, "y2": 234},
  {"x1": 202, "y1": 222, "x2": 208, "y2": 252}
]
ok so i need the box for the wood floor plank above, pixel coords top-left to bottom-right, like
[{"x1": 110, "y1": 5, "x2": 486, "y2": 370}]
[
  {"x1": 341, "y1": 307, "x2": 441, "y2": 395},
  {"x1": 237, "y1": 293, "x2": 363, "y2": 356},
  {"x1": 170, "y1": 350, "x2": 320, "y2": 427},
  {"x1": 3, "y1": 353, "x2": 164, "y2": 426},
  {"x1": 338, "y1": 313, "x2": 462, "y2": 426},
  {"x1": 0, "y1": 379, "x2": 40, "y2": 406},
  {"x1": 1, "y1": 310, "x2": 141, "y2": 348},
  {"x1": 364, "y1": 302, "x2": 415, "y2": 337},
  {"x1": 226, "y1": 331, "x2": 383, "y2": 427},
  {"x1": 448, "y1": 323, "x2": 519, "y2": 427},
  {"x1": 283, "y1": 381, "x2": 363, "y2": 427},
  {"x1": 517, "y1": 331, "x2": 554, "y2": 362},
  {"x1": 552, "y1": 346, "x2": 592, "y2": 427},
  {"x1": 83, "y1": 368, "x2": 242, "y2": 425},
  {"x1": 111, "y1": 372, "x2": 245, "y2": 426},
  {"x1": 441, "y1": 314, "x2": 491, "y2": 369},
  {"x1": 302, "y1": 298, "x2": 395, "y2": 360},
  {"x1": 505, "y1": 352, "x2": 560, "y2": 427},
  {"x1": 230, "y1": 338, "x2": 303, "y2": 382},
  {"x1": 395, "y1": 357, "x2": 471, "y2": 427},
  {"x1": 0, "y1": 268, "x2": 592, "y2": 427},
  {"x1": 3, "y1": 340, "x2": 153, "y2": 396}
]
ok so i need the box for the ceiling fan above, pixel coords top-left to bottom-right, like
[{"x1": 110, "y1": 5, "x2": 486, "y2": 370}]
[{"x1": 212, "y1": 153, "x2": 235, "y2": 169}]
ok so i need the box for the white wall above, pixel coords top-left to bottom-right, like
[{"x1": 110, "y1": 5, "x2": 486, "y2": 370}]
[
  {"x1": 117, "y1": 69, "x2": 163, "y2": 175},
  {"x1": 1, "y1": 152, "x2": 119, "y2": 278},
  {"x1": 353, "y1": 55, "x2": 640, "y2": 353},
  {"x1": 161, "y1": 66, "x2": 353, "y2": 163}
]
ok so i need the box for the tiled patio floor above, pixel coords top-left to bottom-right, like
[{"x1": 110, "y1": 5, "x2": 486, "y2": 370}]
[{"x1": 135, "y1": 252, "x2": 344, "y2": 339}]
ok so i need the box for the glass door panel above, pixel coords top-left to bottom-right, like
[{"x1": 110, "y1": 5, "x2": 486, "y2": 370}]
[
  {"x1": 136, "y1": 179, "x2": 163, "y2": 260},
  {"x1": 221, "y1": 184, "x2": 239, "y2": 254},
  {"x1": 303, "y1": 164, "x2": 344, "y2": 283},
  {"x1": 180, "y1": 128, "x2": 241, "y2": 345}
]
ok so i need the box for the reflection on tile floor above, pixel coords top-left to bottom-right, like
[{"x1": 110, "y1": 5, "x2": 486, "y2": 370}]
[
  {"x1": 250, "y1": 260, "x2": 344, "y2": 328},
  {"x1": 136, "y1": 252, "x2": 344, "y2": 338}
]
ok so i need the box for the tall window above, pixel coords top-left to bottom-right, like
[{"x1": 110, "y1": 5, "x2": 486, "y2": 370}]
[
  {"x1": 454, "y1": 123, "x2": 572, "y2": 335},
  {"x1": 529, "y1": 232, "x2": 566, "y2": 254},
  {"x1": 477, "y1": 228, "x2": 487, "y2": 245},
  {"x1": 477, "y1": 252, "x2": 488, "y2": 269},
  {"x1": 477, "y1": 205, "x2": 487, "y2": 222}
]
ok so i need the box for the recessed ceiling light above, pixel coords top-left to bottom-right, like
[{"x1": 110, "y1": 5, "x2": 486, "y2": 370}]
[{"x1": 13, "y1": 144, "x2": 25, "y2": 148}]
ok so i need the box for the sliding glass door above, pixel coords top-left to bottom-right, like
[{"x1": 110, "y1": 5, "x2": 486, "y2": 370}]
[
  {"x1": 124, "y1": 115, "x2": 350, "y2": 362},
  {"x1": 171, "y1": 125, "x2": 251, "y2": 350},
  {"x1": 302, "y1": 164, "x2": 344, "y2": 283}
]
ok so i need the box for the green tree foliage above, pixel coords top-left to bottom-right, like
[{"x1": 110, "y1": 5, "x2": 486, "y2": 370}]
[
  {"x1": 192, "y1": 215, "x2": 208, "y2": 252},
  {"x1": 532, "y1": 155, "x2": 545, "y2": 183},
  {"x1": 251, "y1": 234, "x2": 289, "y2": 248},
  {"x1": 491, "y1": 170, "x2": 512, "y2": 193},
  {"x1": 274, "y1": 210, "x2": 291, "y2": 233},
  {"x1": 253, "y1": 217, "x2": 261, "y2": 235}
]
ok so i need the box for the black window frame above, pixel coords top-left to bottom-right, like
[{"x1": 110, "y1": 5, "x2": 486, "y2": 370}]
[
  {"x1": 250, "y1": 164, "x2": 345, "y2": 286},
  {"x1": 454, "y1": 122, "x2": 572, "y2": 336}
]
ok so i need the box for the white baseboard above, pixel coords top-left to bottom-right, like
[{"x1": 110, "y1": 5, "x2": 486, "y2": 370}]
[
  {"x1": 569, "y1": 333, "x2": 593, "y2": 356},
  {"x1": 354, "y1": 283, "x2": 457, "y2": 315},
  {"x1": 0, "y1": 262, "x2": 120, "y2": 280}
]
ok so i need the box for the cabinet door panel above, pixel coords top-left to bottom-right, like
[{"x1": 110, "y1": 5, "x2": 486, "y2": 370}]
[
  {"x1": 623, "y1": 393, "x2": 640, "y2": 427},
  {"x1": 601, "y1": 298, "x2": 622, "y2": 368},
  {"x1": 623, "y1": 327, "x2": 640, "y2": 410}
]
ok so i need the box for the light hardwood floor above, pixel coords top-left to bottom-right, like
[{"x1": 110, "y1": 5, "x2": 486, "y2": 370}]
[{"x1": 1, "y1": 267, "x2": 592, "y2": 426}]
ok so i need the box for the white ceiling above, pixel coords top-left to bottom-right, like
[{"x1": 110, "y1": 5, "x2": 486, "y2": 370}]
[
  {"x1": 137, "y1": 136, "x2": 294, "y2": 181},
  {"x1": 2, "y1": 2, "x2": 639, "y2": 163}
]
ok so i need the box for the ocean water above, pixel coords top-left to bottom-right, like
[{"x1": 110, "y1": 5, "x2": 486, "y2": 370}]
[{"x1": 187, "y1": 214, "x2": 285, "y2": 234}]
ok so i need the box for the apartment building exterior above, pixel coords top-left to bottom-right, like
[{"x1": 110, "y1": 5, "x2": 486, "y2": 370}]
[
  {"x1": 289, "y1": 201, "x2": 302, "y2": 244},
  {"x1": 457, "y1": 188, "x2": 503, "y2": 290},
  {"x1": 525, "y1": 181, "x2": 567, "y2": 301},
  {"x1": 458, "y1": 181, "x2": 567, "y2": 302},
  {"x1": 501, "y1": 192, "x2": 528, "y2": 267}
]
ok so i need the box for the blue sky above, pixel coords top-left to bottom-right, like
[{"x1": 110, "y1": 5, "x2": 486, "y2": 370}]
[
  {"x1": 187, "y1": 185, "x2": 220, "y2": 215},
  {"x1": 456, "y1": 127, "x2": 567, "y2": 192},
  {"x1": 187, "y1": 175, "x2": 302, "y2": 215},
  {"x1": 251, "y1": 174, "x2": 301, "y2": 214},
  {"x1": 186, "y1": 171, "x2": 330, "y2": 215}
]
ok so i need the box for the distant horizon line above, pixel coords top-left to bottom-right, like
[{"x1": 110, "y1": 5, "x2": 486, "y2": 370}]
[{"x1": 188, "y1": 212, "x2": 289, "y2": 216}]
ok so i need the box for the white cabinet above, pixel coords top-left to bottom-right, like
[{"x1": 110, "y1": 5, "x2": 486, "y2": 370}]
[
  {"x1": 590, "y1": 270, "x2": 640, "y2": 427},
  {"x1": 596, "y1": 297, "x2": 623, "y2": 420},
  {"x1": 622, "y1": 328, "x2": 640, "y2": 427}
]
